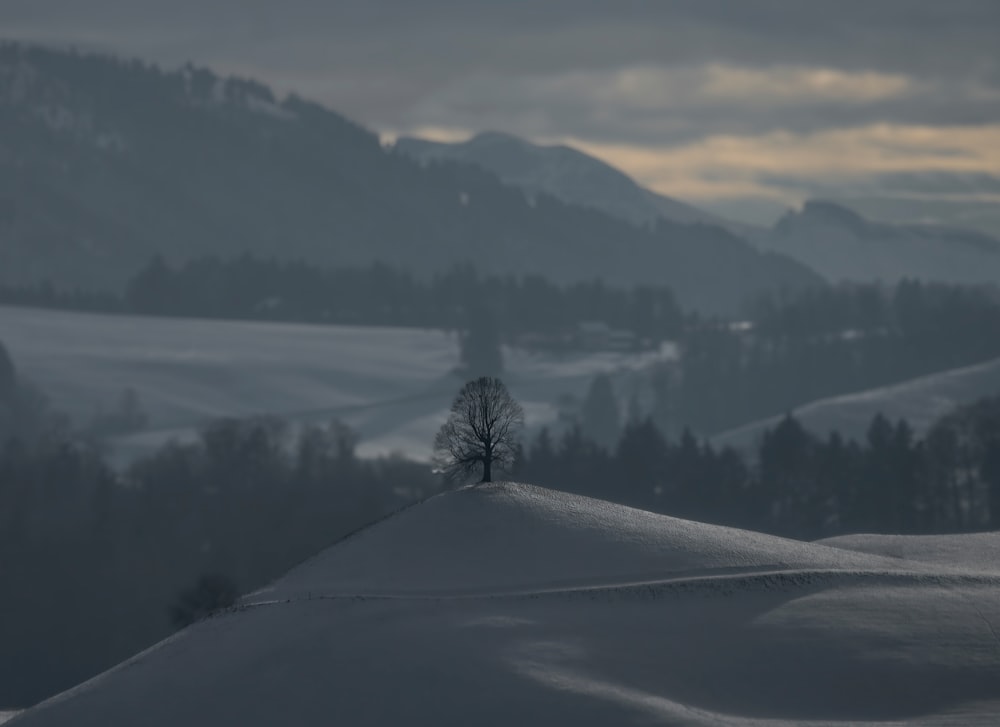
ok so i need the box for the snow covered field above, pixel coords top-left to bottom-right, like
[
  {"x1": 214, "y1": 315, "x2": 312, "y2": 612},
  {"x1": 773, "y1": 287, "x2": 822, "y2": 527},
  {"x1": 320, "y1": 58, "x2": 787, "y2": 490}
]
[
  {"x1": 0, "y1": 306, "x2": 673, "y2": 464},
  {"x1": 714, "y1": 356, "x2": 1000, "y2": 452},
  {"x1": 12, "y1": 483, "x2": 1000, "y2": 726}
]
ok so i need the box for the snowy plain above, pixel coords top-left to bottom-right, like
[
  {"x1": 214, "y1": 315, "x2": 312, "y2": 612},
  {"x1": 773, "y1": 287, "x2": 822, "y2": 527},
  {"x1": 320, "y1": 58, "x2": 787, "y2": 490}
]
[
  {"x1": 0, "y1": 305, "x2": 674, "y2": 464},
  {"x1": 11, "y1": 483, "x2": 1000, "y2": 726}
]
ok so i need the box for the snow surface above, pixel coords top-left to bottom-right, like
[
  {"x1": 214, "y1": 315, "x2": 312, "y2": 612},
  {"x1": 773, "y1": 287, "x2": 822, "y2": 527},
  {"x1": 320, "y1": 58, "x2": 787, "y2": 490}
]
[
  {"x1": 0, "y1": 306, "x2": 673, "y2": 465},
  {"x1": 713, "y1": 355, "x2": 1000, "y2": 452},
  {"x1": 819, "y1": 532, "x2": 1000, "y2": 575},
  {"x1": 12, "y1": 483, "x2": 1000, "y2": 726},
  {"x1": 251, "y1": 482, "x2": 913, "y2": 599}
]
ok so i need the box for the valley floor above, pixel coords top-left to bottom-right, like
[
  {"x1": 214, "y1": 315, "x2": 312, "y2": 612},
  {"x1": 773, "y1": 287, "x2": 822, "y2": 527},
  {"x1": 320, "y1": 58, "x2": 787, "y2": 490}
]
[{"x1": 0, "y1": 305, "x2": 674, "y2": 464}]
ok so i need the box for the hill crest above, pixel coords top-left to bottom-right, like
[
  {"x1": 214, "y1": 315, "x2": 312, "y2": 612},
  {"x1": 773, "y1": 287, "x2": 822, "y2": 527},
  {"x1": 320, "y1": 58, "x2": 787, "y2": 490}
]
[
  {"x1": 247, "y1": 481, "x2": 908, "y2": 602},
  {"x1": 13, "y1": 481, "x2": 1000, "y2": 727}
]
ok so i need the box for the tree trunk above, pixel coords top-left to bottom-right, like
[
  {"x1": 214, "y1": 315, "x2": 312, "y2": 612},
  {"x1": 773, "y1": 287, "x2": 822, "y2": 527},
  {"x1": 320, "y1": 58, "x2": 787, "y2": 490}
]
[{"x1": 481, "y1": 457, "x2": 492, "y2": 483}]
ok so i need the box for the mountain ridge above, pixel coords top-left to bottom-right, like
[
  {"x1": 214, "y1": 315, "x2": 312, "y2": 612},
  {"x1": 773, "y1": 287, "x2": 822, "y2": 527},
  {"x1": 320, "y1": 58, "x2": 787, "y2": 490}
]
[
  {"x1": 395, "y1": 130, "x2": 751, "y2": 233},
  {"x1": 395, "y1": 131, "x2": 1000, "y2": 287},
  {"x1": 0, "y1": 43, "x2": 821, "y2": 314},
  {"x1": 758, "y1": 198, "x2": 1000, "y2": 283},
  {"x1": 776, "y1": 199, "x2": 1000, "y2": 253}
]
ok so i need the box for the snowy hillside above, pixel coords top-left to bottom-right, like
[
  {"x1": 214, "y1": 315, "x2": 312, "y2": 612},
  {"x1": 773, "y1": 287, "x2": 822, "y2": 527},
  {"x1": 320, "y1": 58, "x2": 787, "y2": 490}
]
[
  {"x1": 253, "y1": 482, "x2": 909, "y2": 600},
  {"x1": 0, "y1": 305, "x2": 674, "y2": 464},
  {"x1": 713, "y1": 355, "x2": 1000, "y2": 451},
  {"x1": 12, "y1": 483, "x2": 1000, "y2": 726},
  {"x1": 820, "y1": 532, "x2": 1000, "y2": 575}
]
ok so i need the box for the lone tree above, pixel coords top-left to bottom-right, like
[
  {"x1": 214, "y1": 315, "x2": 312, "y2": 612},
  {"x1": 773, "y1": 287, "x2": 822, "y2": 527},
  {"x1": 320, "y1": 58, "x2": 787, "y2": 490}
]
[{"x1": 434, "y1": 376, "x2": 524, "y2": 483}]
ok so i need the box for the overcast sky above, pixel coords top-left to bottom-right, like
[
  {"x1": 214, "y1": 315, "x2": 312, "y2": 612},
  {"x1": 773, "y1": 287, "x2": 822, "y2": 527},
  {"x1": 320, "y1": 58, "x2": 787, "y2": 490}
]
[{"x1": 3, "y1": 0, "x2": 999, "y2": 225}]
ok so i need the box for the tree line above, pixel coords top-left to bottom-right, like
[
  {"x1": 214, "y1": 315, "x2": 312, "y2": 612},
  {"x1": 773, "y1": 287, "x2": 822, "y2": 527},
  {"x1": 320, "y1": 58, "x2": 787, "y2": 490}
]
[
  {"x1": 0, "y1": 415, "x2": 438, "y2": 708},
  {"x1": 4, "y1": 381, "x2": 999, "y2": 707},
  {"x1": 5, "y1": 264, "x2": 1000, "y2": 438},
  {"x1": 519, "y1": 396, "x2": 1000, "y2": 540},
  {"x1": 663, "y1": 279, "x2": 1000, "y2": 433},
  {"x1": 0, "y1": 255, "x2": 686, "y2": 349},
  {"x1": 1, "y1": 43, "x2": 816, "y2": 310}
]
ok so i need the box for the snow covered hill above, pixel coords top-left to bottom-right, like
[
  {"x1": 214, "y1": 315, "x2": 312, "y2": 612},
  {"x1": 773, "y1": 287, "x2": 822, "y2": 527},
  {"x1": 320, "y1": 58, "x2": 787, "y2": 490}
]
[
  {"x1": 713, "y1": 355, "x2": 1000, "y2": 452},
  {"x1": 252, "y1": 482, "x2": 909, "y2": 600},
  {"x1": 12, "y1": 483, "x2": 1000, "y2": 726},
  {"x1": 0, "y1": 305, "x2": 674, "y2": 464}
]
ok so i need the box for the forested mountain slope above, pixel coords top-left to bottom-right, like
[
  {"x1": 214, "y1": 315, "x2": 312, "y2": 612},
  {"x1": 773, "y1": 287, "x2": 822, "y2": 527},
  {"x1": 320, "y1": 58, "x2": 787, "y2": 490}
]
[
  {"x1": 0, "y1": 44, "x2": 820, "y2": 314},
  {"x1": 395, "y1": 131, "x2": 746, "y2": 231}
]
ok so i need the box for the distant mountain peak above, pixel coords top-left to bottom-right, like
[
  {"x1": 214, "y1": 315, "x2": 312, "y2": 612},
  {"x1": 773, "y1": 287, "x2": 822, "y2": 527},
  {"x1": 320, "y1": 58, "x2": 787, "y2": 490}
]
[
  {"x1": 776, "y1": 198, "x2": 1000, "y2": 251},
  {"x1": 801, "y1": 200, "x2": 868, "y2": 227},
  {"x1": 775, "y1": 199, "x2": 870, "y2": 238},
  {"x1": 467, "y1": 130, "x2": 526, "y2": 145},
  {"x1": 395, "y1": 130, "x2": 750, "y2": 233},
  {"x1": 761, "y1": 198, "x2": 1000, "y2": 284}
]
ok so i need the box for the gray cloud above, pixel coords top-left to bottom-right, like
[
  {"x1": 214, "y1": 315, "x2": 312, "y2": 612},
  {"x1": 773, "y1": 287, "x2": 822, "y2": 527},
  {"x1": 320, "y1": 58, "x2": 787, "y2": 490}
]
[
  {"x1": 393, "y1": 64, "x2": 1000, "y2": 145},
  {"x1": 759, "y1": 171, "x2": 1000, "y2": 200},
  {"x1": 3, "y1": 0, "x2": 999, "y2": 226},
  {"x1": 877, "y1": 172, "x2": 1000, "y2": 196},
  {"x1": 3, "y1": 0, "x2": 999, "y2": 137}
]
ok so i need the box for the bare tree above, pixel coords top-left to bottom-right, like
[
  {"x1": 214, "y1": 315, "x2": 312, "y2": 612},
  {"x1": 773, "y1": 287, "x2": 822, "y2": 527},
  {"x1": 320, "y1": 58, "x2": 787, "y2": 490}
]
[{"x1": 434, "y1": 377, "x2": 524, "y2": 483}]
